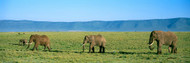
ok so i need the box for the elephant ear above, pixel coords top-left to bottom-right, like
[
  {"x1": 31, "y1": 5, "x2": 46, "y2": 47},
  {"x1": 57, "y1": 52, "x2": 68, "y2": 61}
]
[
  {"x1": 86, "y1": 35, "x2": 94, "y2": 42},
  {"x1": 154, "y1": 31, "x2": 162, "y2": 39}
]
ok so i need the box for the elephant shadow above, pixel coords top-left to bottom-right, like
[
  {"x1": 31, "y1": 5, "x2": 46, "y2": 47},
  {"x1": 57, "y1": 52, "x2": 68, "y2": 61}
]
[
  {"x1": 117, "y1": 51, "x2": 157, "y2": 54},
  {"x1": 74, "y1": 51, "x2": 106, "y2": 54},
  {"x1": 50, "y1": 50, "x2": 64, "y2": 52},
  {"x1": 74, "y1": 51, "x2": 157, "y2": 55},
  {"x1": 25, "y1": 49, "x2": 64, "y2": 52}
]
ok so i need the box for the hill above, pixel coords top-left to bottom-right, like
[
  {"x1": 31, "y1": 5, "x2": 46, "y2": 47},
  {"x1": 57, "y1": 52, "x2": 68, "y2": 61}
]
[{"x1": 0, "y1": 18, "x2": 190, "y2": 32}]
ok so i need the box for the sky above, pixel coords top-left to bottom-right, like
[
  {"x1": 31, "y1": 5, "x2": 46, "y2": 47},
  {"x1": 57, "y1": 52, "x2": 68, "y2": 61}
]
[{"x1": 0, "y1": 0, "x2": 190, "y2": 22}]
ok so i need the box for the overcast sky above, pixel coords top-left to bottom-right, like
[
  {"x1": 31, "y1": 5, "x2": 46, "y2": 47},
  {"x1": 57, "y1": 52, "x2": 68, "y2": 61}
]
[{"x1": 0, "y1": 0, "x2": 190, "y2": 22}]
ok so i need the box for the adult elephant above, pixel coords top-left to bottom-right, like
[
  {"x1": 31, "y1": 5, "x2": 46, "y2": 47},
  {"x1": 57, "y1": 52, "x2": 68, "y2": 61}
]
[
  {"x1": 27, "y1": 34, "x2": 51, "y2": 51},
  {"x1": 148, "y1": 31, "x2": 178, "y2": 54},
  {"x1": 82, "y1": 34, "x2": 106, "y2": 53}
]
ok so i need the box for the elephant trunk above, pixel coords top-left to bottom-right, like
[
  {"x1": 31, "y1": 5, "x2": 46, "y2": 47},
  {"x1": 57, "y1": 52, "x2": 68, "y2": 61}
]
[
  {"x1": 27, "y1": 39, "x2": 33, "y2": 49},
  {"x1": 148, "y1": 36, "x2": 155, "y2": 50},
  {"x1": 83, "y1": 44, "x2": 85, "y2": 52},
  {"x1": 149, "y1": 45, "x2": 154, "y2": 50},
  {"x1": 82, "y1": 39, "x2": 87, "y2": 52},
  {"x1": 26, "y1": 44, "x2": 30, "y2": 49}
]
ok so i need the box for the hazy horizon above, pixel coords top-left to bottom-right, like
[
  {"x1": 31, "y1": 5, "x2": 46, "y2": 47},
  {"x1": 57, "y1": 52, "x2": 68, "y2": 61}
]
[
  {"x1": 0, "y1": 0, "x2": 190, "y2": 22},
  {"x1": 0, "y1": 17, "x2": 190, "y2": 22}
]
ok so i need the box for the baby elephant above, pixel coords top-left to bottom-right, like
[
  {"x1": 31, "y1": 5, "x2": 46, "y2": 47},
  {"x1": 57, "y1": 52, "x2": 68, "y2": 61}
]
[
  {"x1": 82, "y1": 34, "x2": 106, "y2": 53},
  {"x1": 27, "y1": 34, "x2": 51, "y2": 51},
  {"x1": 19, "y1": 39, "x2": 28, "y2": 46}
]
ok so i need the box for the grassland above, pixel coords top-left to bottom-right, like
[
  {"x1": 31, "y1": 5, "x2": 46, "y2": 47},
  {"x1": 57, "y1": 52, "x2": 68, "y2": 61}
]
[{"x1": 0, "y1": 32, "x2": 190, "y2": 63}]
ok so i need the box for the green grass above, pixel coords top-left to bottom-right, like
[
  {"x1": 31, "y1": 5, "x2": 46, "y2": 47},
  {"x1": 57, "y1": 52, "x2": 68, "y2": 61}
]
[{"x1": 0, "y1": 32, "x2": 190, "y2": 63}]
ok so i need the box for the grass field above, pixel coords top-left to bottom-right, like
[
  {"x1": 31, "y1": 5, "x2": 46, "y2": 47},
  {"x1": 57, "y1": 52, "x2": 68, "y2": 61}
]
[{"x1": 0, "y1": 32, "x2": 190, "y2": 63}]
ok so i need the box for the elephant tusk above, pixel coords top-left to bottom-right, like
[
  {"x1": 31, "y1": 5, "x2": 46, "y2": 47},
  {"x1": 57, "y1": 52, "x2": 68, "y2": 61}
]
[
  {"x1": 149, "y1": 41, "x2": 154, "y2": 46},
  {"x1": 29, "y1": 43, "x2": 32, "y2": 44}
]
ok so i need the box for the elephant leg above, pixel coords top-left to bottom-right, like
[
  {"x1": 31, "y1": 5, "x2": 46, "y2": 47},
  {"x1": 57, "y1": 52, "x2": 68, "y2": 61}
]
[
  {"x1": 33, "y1": 44, "x2": 38, "y2": 51},
  {"x1": 47, "y1": 45, "x2": 51, "y2": 51},
  {"x1": 168, "y1": 46, "x2": 171, "y2": 53},
  {"x1": 99, "y1": 46, "x2": 102, "y2": 53},
  {"x1": 171, "y1": 46, "x2": 177, "y2": 53},
  {"x1": 92, "y1": 47, "x2": 95, "y2": 53},
  {"x1": 172, "y1": 41, "x2": 177, "y2": 54},
  {"x1": 157, "y1": 46, "x2": 162, "y2": 54},
  {"x1": 174, "y1": 47, "x2": 177, "y2": 53},
  {"x1": 36, "y1": 47, "x2": 39, "y2": 51},
  {"x1": 32, "y1": 45, "x2": 35, "y2": 51},
  {"x1": 102, "y1": 46, "x2": 105, "y2": 53},
  {"x1": 89, "y1": 45, "x2": 93, "y2": 53},
  {"x1": 157, "y1": 41, "x2": 162, "y2": 54},
  {"x1": 171, "y1": 46, "x2": 174, "y2": 53},
  {"x1": 44, "y1": 45, "x2": 47, "y2": 51}
]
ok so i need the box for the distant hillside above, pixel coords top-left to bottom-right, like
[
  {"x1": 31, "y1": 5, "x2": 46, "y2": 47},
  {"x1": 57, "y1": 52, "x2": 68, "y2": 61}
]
[{"x1": 0, "y1": 18, "x2": 190, "y2": 32}]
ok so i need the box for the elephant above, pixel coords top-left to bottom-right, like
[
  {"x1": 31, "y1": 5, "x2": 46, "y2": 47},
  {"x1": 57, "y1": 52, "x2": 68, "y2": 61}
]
[
  {"x1": 148, "y1": 31, "x2": 178, "y2": 54},
  {"x1": 27, "y1": 34, "x2": 51, "y2": 51},
  {"x1": 18, "y1": 33, "x2": 21, "y2": 35},
  {"x1": 82, "y1": 34, "x2": 106, "y2": 53},
  {"x1": 19, "y1": 39, "x2": 27, "y2": 46}
]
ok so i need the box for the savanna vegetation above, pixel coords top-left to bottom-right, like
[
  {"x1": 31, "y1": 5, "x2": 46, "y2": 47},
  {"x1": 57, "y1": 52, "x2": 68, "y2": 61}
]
[{"x1": 0, "y1": 32, "x2": 189, "y2": 63}]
